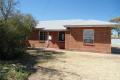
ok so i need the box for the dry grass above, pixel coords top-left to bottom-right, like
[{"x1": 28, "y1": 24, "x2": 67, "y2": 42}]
[{"x1": 28, "y1": 49, "x2": 120, "y2": 80}]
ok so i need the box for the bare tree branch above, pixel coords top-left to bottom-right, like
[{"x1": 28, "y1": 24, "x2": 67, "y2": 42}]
[
  {"x1": 110, "y1": 17, "x2": 120, "y2": 38},
  {"x1": 0, "y1": 0, "x2": 17, "y2": 20}
]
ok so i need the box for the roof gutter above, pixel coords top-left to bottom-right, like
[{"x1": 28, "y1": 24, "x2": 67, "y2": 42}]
[
  {"x1": 64, "y1": 24, "x2": 120, "y2": 28},
  {"x1": 42, "y1": 29, "x2": 67, "y2": 31},
  {"x1": 35, "y1": 28, "x2": 67, "y2": 31}
]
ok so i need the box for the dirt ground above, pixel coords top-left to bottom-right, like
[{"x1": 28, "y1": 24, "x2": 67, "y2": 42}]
[{"x1": 28, "y1": 49, "x2": 120, "y2": 80}]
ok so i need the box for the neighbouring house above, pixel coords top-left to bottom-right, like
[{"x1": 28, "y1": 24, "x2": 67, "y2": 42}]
[{"x1": 27, "y1": 19, "x2": 118, "y2": 53}]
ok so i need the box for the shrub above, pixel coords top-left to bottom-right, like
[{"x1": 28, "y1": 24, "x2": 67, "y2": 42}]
[
  {"x1": 0, "y1": 13, "x2": 36, "y2": 60},
  {"x1": 0, "y1": 64, "x2": 30, "y2": 80}
]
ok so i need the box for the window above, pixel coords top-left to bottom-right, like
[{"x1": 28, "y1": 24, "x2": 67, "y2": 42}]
[
  {"x1": 39, "y1": 32, "x2": 47, "y2": 41},
  {"x1": 83, "y1": 29, "x2": 94, "y2": 45},
  {"x1": 58, "y1": 32, "x2": 65, "y2": 41}
]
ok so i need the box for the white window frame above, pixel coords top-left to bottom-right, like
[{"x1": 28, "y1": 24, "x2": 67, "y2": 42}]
[{"x1": 83, "y1": 29, "x2": 94, "y2": 45}]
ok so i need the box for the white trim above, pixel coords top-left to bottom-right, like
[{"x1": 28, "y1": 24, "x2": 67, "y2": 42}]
[
  {"x1": 43, "y1": 29, "x2": 67, "y2": 31},
  {"x1": 64, "y1": 25, "x2": 118, "y2": 28},
  {"x1": 83, "y1": 29, "x2": 95, "y2": 45}
]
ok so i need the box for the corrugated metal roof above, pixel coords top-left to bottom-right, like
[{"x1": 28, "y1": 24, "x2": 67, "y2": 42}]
[{"x1": 36, "y1": 19, "x2": 118, "y2": 30}]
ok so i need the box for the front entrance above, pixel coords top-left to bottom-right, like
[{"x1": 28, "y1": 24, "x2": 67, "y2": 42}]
[{"x1": 47, "y1": 31, "x2": 65, "y2": 49}]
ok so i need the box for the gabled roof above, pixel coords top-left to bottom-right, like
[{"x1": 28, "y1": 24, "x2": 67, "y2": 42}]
[{"x1": 36, "y1": 19, "x2": 118, "y2": 30}]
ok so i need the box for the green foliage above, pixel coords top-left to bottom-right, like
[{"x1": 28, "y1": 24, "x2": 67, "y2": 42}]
[
  {"x1": 110, "y1": 17, "x2": 120, "y2": 23},
  {"x1": 7, "y1": 13, "x2": 37, "y2": 40},
  {"x1": 0, "y1": 63, "x2": 30, "y2": 80},
  {"x1": 0, "y1": 0, "x2": 37, "y2": 80},
  {"x1": 110, "y1": 17, "x2": 120, "y2": 38},
  {"x1": 0, "y1": 0, "x2": 37, "y2": 60},
  {"x1": 0, "y1": 13, "x2": 37, "y2": 60},
  {"x1": 0, "y1": 0, "x2": 17, "y2": 20}
]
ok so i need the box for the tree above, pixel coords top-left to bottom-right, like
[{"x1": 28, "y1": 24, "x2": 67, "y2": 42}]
[
  {"x1": 0, "y1": 13, "x2": 37, "y2": 60},
  {"x1": 8, "y1": 13, "x2": 37, "y2": 40},
  {"x1": 110, "y1": 17, "x2": 120, "y2": 23},
  {"x1": 110, "y1": 17, "x2": 120, "y2": 38},
  {"x1": 0, "y1": 0, "x2": 17, "y2": 20},
  {"x1": 0, "y1": 0, "x2": 37, "y2": 60}
]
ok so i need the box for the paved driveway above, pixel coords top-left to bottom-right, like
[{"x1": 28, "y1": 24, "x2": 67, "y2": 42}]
[{"x1": 28, "y1": 50, "x2": 120, "y2": 80}]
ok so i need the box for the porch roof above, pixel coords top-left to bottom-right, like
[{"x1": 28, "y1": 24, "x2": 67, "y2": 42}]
[{"x1": 36, "y1": 19, "x2": 118, "y2": 30}]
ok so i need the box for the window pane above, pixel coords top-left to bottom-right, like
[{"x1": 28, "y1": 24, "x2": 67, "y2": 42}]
[
  {"x1": 59, "y1": 32, "x2": 65, "y2": 41},
  {"x1": 44, "y1": 32, "x2": 48, "y2": 40},
  {"x1": 84, "y1": 39, "x2": 93, "y2": 43},
  {"x1": 40, "y1": 32, "x2": 47, "y2": 40},
  {"x1": 83, "y1": 29, "x2": 94, "y2": 44}
]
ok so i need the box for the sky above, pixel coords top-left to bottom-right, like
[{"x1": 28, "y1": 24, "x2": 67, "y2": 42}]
[{"x1": 18, "y1": 0, "x2": 120, "y2": 21}]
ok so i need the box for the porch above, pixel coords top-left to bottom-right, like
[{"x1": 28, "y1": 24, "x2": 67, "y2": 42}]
[{"x1": 27, "y1": 30, "x2": 65, "y2": 49}]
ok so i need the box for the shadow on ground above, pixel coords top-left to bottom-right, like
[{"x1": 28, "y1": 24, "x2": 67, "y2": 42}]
[
  {"x1": 18, "y1": 48, "x2": 65, "y2": 76},
  {"x1": 112, "y1": 47, "x2": 120, "y2": 54},
  {"x1": 0, "y1": 48, "x2": 65, "y2": 79}
]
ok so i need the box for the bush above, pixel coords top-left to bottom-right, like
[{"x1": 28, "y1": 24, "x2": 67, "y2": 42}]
[
  {"x1": 0, "y1": 13, "x2": 36, "y2": 60},
  {"x1": 0, "y1": 63, "x2": 30, "y2": 80},
  {"x1": 0, "y1": 22, "x2": 25, "y2": 60}
]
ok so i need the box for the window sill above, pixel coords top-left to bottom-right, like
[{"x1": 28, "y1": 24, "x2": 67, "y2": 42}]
[
  {"x1": 58, "y1": 41, "x2": 65, "y2": 43},
  {"x1": 39, "y1": 40, "x2": 46, "y2": 43},
  {"x1": 84, "y1": 43, "x2": 95, "y2": 46}
]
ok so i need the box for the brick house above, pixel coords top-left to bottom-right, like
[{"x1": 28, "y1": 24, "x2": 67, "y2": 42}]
[{"x1": 28, "y1": 20, "x2": 117, "y2": 53}]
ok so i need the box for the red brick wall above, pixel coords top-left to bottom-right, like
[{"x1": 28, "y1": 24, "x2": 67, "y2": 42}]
[
  {"x1": 65, "y1": 27, "x2": 111, "y2": 53},
  {"x1": 28, "y1": 27, "x2": 111, "y2": 53},
  {"x1": 27, "y1": 30, "x2": 43, "y2": 48},
  {"x1": 48, "y1": 32, "x2": 65, "y2": 49},
  {"x1": 28, "y1": 30, "x2": 65, "y2": 49}
]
